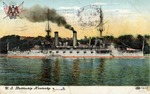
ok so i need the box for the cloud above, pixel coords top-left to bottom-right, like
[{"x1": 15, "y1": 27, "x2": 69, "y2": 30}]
[
  {"x1": 105, "y1": 9, "x2": 132, "y2": 14},
  {"x1": 58, "y1": 6, "x2": 80, "y2": 10},
  {"x1": 116, "y1": 9, "x2": 132, "y2": 14},
  {"x1": 91, "y1": 2, "x2": 108, "y2": 6},
  {"x1": 91, "y1": 2, "x2": 118, "y2": 6},
  {"x1": 0, "y1": 7, "x2": 3, "y2": 10}
]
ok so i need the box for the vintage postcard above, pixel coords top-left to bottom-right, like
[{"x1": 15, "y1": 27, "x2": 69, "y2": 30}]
[{"x1": 0, "y1": 0, "x2": 149, "y2": 94}]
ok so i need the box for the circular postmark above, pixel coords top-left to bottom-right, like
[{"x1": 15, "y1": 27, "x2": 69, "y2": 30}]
[{"x1": 77, "y1": 5, "x2": 101, "y2": 29}]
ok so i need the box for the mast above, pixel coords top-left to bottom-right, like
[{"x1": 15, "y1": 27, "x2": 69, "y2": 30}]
[
  {"x1": 46, "y1": 9, "x2": 51, "y2": 40},
  {"x1": 142, "y1": 40, "x2": 144, "y2": 52},
  {"x1": 7, "y1": 42, "x2": 9, "y2": 51},
  {"x1": 47, "y1": 9, "x2": 50, "y2": 31},
  {"x1": 100, "y1": 7, "x2": 103, "y2": 24},
  {"x1": 97, "y1": 7, "x2": 104, "y2": 38}
]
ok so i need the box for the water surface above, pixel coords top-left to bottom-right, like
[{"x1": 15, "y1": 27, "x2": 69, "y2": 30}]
[{"x1": 0, "y1": 57, "x2": 149, "y2": 86}]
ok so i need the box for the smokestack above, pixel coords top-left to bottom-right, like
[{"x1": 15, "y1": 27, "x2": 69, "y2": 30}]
[
  {"x1": 54, "y1": 32, "x2": 59, "y2": 47},
  {"x1": 73, "y1": 31, "x2": 77, "y2": 48}
]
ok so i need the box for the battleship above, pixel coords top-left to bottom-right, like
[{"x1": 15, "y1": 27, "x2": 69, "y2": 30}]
[{"x1": 7, "y1": 7, "x2": 144, "y2": 58}]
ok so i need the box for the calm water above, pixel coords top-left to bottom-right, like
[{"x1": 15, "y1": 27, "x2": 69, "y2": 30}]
[{"x1": 0, "y1": 57, "x2": 149, "y2": 86}]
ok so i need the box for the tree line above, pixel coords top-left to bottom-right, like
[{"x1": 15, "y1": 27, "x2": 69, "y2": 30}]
[{"x1": 0, "y1": 34, "x2": 149, "y2": 54}]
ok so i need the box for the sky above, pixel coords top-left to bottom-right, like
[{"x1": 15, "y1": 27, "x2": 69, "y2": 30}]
[{"x1": 0, "y1": 0, "x2": 150, "y2": 39}]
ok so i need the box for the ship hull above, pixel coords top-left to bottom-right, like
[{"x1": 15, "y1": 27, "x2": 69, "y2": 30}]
[
  {"x1": 7, "y1": 49, "x2": 144, "y2": 59},
  {"x1": 62, "y1": 56, "x2": 144, "y2": 58},
  {"x1": 7, "y1": 55, "x2": 144, "y2": 59}
]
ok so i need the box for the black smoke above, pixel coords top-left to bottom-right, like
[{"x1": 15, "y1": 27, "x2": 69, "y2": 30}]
[{"x1": 21, "y1": 5, "x2": 75, "y2": 31}]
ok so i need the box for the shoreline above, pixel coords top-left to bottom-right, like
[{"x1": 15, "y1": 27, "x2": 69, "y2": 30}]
[
  {"x1": 0, "y1": 54, "x2": 149, "y2": 59},
  {"x1": 0, "y1": 54, "x2": 7, "y2": 57},
  {"x1": 0, "y1": 55, "x2": 148, "y2": 59}
]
